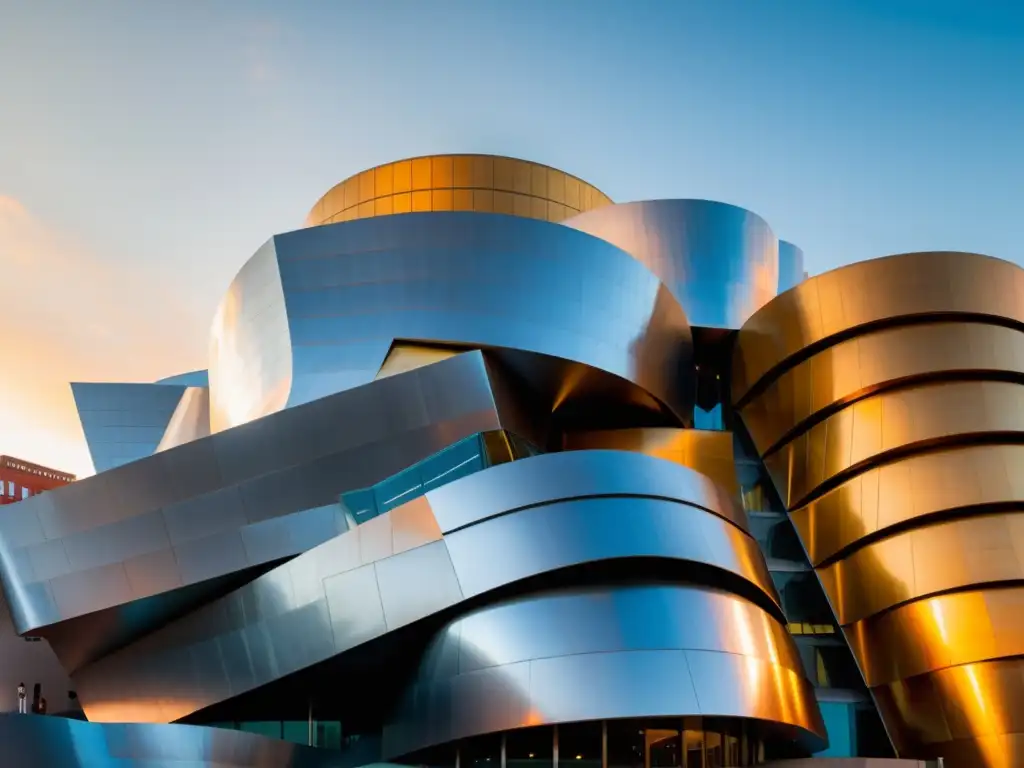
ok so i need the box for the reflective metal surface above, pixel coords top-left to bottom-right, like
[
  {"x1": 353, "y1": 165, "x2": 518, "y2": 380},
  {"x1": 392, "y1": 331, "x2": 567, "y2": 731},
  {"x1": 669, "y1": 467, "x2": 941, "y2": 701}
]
[
  {"x1": 70, "y1": 381, "x2": 191, "y2": 473},
  {"x1": 563, "y1": 428, "x2": 740, "y2": 499},
  {"x1": 156, "y1": 385, "x2": 211, "y2": 452},
  {"x1": 731, "y1": 250, "x2": 1024, "y2": 766},
  {"x1": 385, "y1": 585, "x2": 825, "y2": 757},
  {"x1": 209, "y1": 212, "x2": 694, "y2": 431},
  {"x1": 778, "y1": 240, "x2": 806, "y2": 293},
  {"x1": 562, "y1": 200, "x2": 778, "y2": 329},
  {"x1": 0, "y1": 351, "x2": 532, "y2": 667},
  {"x1": 0, "y1": 712, "x2": 346, "y2": 767},
  {"x1": 68, "y1": 451, "x2": 793, "y2": 725},
  {"x1": 304, "y1": 154, "x2": 612, "y2": 227}
]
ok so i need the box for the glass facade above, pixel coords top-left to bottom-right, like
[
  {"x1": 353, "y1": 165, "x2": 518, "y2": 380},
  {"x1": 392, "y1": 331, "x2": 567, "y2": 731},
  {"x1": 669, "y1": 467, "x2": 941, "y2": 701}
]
[
  {"x1": 339, "y1": 430, "x2": 536, "y2": 523},
  {"x1": 406, "y1": 720, "x2": 765, "y2": 768}
]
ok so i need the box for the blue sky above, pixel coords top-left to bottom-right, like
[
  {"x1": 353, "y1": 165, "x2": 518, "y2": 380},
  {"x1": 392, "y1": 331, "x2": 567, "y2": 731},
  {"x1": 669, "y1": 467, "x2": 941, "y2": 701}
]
[{"x1": 1, "y1": 0, "x2": 1022, "y2": 474}]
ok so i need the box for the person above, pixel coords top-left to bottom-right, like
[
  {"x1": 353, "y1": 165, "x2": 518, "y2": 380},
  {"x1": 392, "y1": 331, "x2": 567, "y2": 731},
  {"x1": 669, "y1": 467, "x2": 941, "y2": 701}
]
[
  {"x1": 16, "y1": 682, "x2": 25, "y2": 714},
  {"x1": 38, "y1": 697, "x2": 46, "y2": 715}
]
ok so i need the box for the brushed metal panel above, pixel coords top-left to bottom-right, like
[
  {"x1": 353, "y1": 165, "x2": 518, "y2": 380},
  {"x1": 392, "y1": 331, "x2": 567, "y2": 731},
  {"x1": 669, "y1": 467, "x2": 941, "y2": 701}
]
[
  {"x1": 732, "y1": 250, "x2": 1024, "y2": 766},
  {"x1": 384, "y1": 584, "x2": 822, "y2": 758},
  {"x1": 426, "y1": 449, "x2": 746, "y2": 534},
  {"x1": 209, "y1": 212, "x2": 693, "y2": 431},
  {"x1": 563, "y1": 199, "x2": 778, "y2": 329},
  {"x1": 778, "y1": 240, "x2": 806, "y2": 293},
  {"x1": 305, "y1": 154, "x2": 611, "y2": 227},
  {"x1": 70, "y1": 453, "x2": 787, "y2": 723}
]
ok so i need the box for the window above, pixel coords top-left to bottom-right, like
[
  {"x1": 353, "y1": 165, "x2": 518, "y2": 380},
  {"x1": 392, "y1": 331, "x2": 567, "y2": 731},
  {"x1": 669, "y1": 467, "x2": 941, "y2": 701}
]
[
  {"x1": 558, "y1": 722, "x2": 601, "y2": 768},
  {"x1": 507, "y1": 726, "x2": 553, "y2": 768}
]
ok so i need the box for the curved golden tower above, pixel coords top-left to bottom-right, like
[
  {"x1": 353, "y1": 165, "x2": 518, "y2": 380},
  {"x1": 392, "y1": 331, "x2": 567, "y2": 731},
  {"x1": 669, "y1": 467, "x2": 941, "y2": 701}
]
[
  {"x1": 732, "y1": 251, "x2": 1024, "y2": 767},
  {"x1": 304, "y1": 153, "x2": 612, "y2": 226}
]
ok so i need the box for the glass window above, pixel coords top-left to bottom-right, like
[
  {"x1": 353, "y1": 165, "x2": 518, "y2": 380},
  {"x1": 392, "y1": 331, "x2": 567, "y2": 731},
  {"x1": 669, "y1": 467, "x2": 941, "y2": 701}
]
[
  {"x1": 704, "y1": 731, "x2": 722, "y2": 768},
  {"x1": 238, "y1": 721, "x2": 282, "y2": 739},
  {"x1": 558, "y1": 722, "x2": 601, "y2": 768},
  {"x1": 282, "y1": 720, "x2": 308, "y2": 745},
  {"x1": 317, "y1": 720, "x2": 342, "y2": 750},
  {"x1": 646, "y1": 726, "x2": 682, "y2": 768},
  {"x1": 683, "y1": 729, "x2": 704, "y2": 768},
  {"x1": 462, "y1": 733, "x2": 501, "y2": 768},
  {"x1": 507, "y1": 726, "x2": 553, "y2": 768},
  {"x1": 607, "y1": 720, "x2": 643, "y2": 768},
  {"x1": 21, "y1": 487, "x2": 29, "y2": 500}
]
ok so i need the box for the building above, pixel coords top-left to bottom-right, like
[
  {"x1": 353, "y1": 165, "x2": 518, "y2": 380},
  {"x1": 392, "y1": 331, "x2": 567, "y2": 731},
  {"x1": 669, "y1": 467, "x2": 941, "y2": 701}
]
[
  {"x1": 0, "y1": 455, "x2": 74, "y2": 505},
  {"x1": 0, "y1": 154, "x2": 1015, "y2": 767}
]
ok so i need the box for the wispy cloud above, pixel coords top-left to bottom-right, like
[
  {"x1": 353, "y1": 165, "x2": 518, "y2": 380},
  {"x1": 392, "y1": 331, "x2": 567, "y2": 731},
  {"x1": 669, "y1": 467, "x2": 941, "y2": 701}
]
[{"x1": 0, "y1": 196, "x2": 204, "y2": 477}]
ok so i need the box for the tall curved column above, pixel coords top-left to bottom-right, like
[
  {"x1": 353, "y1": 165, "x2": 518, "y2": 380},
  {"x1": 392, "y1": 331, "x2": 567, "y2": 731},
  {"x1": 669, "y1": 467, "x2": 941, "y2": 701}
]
[{"x1": 731, "y1": 251, "x2": 1024, "y2": 767}]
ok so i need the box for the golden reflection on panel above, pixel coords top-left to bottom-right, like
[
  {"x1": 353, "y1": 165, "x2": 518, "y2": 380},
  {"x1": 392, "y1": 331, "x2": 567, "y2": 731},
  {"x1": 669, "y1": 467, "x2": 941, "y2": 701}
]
[
  {"x1": 305, "y1": 154, "x2": 612, "y2": 227},
  {"x1": 818, "y1": 512, "x2": 1024, "y2": 624},
  {"x1": 795, "y1": 443, "x2": 1024, "y2": 566},
  {"x1": 374, "y1": 343, "x2": 465, "y2": 381},
  {"x1": 740, "y1": 322, "x2": 1024, "y2": 456},
  {"x1": 730, "y1": 251, "x2": 1024, "y2": 766},
  {"x1": 763, "y1": 380, "x2": 1024, "y2": 509},
  {"x1": 564, "y1": 428, "x2": 739, "y2": 500},
  {"x1": 847, "y1": 587, "x2": 1024, "y2": 687},
  {"x1": 731, "y1": 251, "x2": 1024, "y2": 404},
  {"x1": 873, "y1": 658, "x2": 1024, "y2": 766}
]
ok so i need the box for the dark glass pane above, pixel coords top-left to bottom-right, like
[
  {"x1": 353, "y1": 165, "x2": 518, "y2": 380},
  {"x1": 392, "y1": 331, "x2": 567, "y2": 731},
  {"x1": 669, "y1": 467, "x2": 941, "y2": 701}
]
[
  {"x1": 704, "y1": 731, "x2": 722, "y2": 768},
  {"x1": 647, "y1": 727, "x2": 681, "y2": 768},
  {"x1": 683, "y1": 730, "x2": 704, "y2": 768},
  {"x1": 558, "y1": 722, "x2": 602, "y2": 768},
  {"x1": 463, "y1": 733, "x2": 501, "y2": 768},
  {"x1": 416, "y1": 742, "x2": 458, "y2": 768},
  {"x1": 607, "y1": 720, "x2": 643, "y2": 768},
  {"x1": 507, "y1": 726, "x2": 553, "y2": 768}
]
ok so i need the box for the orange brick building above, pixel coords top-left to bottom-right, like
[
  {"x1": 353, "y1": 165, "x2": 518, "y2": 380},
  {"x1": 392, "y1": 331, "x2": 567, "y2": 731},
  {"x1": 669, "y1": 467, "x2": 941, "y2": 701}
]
[{"x1": 0, "y1": 455, "x2": 75, "y2": 505}]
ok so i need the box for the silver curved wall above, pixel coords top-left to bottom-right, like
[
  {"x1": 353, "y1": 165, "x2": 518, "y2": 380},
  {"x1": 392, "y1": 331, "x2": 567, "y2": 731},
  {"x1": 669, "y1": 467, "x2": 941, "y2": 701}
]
[
  {"x1": 562, "y1": 199, "x2": 779, "y2": 329},
  {"x1": 386, "y1": 584, "x2": 825, "y2": 757},
  {"x1": 68, "y1": 451, "x2": 794, "y2": 725},
  {"x1": 0, "y1": 713, "x2": 345, "y2": 767},
  {"x1": 778, "y1": 240, "x2": 806, "y2": 293},
  {"x1": 208, "y1": 212, "x2": 694, "y2": 432},
  {"x1": 0, "y1": 351, "x2": 534, "y2": 671}
]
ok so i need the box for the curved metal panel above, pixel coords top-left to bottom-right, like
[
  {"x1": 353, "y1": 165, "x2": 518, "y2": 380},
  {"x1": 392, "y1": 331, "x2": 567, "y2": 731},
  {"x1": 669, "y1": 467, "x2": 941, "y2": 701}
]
[
  {"x1": 777, "y1": 240, "x2": 805, "y2": 293},
  {"x1": 871, "y1": 658, "x2": 1024, "y2": 765},
  {"x1": 156, "y1": 369, "x2": 209, "y2": 387},
  {"x1": 818, "y1": 512, "x2": 1024, "y2": 624},
  {"x1": 563, "y1": 428, "x2": 740, "y2": 498},
  {"x1": 0, "y1": 351, "x2": 525, "y2": 658},
  {"x1": 384, "y1": 585, "x2": 824, "y2": 757},
  {"x1": 731, "y1": 250, "x2": 1024, "y2": 403},
  {"x1": 796, "y1": 443, "x2": 1024, "y2": 566},
  {"x1": 69, "y1": 452, "x2": 780, "y2": 723},
  {"x1": 0, "y1": 712, "x2": 343, "y2": 767},
  {"x1": 305, "y1": 154, "x2": 612, "y2": 227},
  {"x1": 424, "y1": 448, "x2": 748, "y2": 533},
  {"x1": 209, "y1": 238, "x2": 293, "y2": 433},
  {"x1": 731, "y1": 250, "x2": 1024, "y2": 766},
  {"x1": 847, "y1": 586, "x2": 1024, "y2": 688},
  {"x1": 208, "y1": 212, "x2": 693, "y2": 432},
  {"x1": 562, "y1": 199, "x2": 778, "y2": 329},
  {"x1": 70, "y1": 381, "x2": 189, "y2": 473},
  {"x1": 156, "y1": 385, "x2": 211, "y2": 452},
  {"x1": 762, "y1": 380, "x2": 1024, "y2": 509},
  {"x1": 740, "y1": 321, "x2": 1024, "y2": 456}
]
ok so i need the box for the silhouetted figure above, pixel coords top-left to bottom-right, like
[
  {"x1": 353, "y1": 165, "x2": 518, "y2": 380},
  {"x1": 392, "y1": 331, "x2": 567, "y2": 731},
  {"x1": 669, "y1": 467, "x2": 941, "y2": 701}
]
[
  {"x1": 16, "y1": 682, "x2": 25, "y2": 714},
  {"x1": 38, "y1": 697, "x2": 46, "y2": 715},
  {"x1": 31, "y1": 683, "x2": 41, "y2": 714}
]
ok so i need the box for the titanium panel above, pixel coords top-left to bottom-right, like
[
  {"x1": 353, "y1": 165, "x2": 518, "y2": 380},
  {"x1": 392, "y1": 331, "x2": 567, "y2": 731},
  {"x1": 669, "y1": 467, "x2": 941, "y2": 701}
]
[
  {"x1": 731, "y1": 250, "x2": 1024, "y2": 766},
  {"x1": 156, "y1": 385, "x2": 211, "y2": 452},
  {"x1": 0, "y1": 712, "x2": 344, "y2": 767},
  {"x1": 384, "y1": 585, "x2": 823, "y2": 757},
  {"x1": 562, "y1": 199, "x2": 778, "y2": 329},
  {"x1": 0, "y1": 351, "x2": 527, "y2": 668},
  {"x1": 563, "y1": 428, "x2": 740, "y2": 499},
  {"x1": 778, "y1": 240, "x2": 806, "y2": 293},
  {"x1": 208, "y1": 212, "x2": 694, "y2": 431},
  {"x1": 71, "y1": 381, "x2": 189, "y2": 473},
  {"x1": 305, "y1": 154, "x2": 612, "y2": 227},
  {"x1": 69, "y1": 451, "x2": 784, "y2": 723}
]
